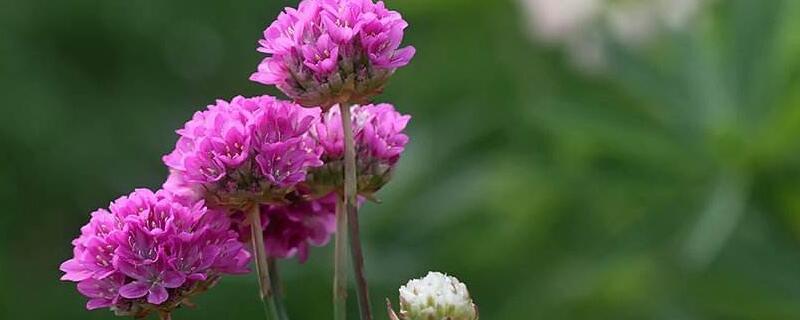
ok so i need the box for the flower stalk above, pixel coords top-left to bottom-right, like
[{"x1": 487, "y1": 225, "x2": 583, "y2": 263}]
[
  {"x1": 249, "y1": 204, "x2": 281, "y2": 320},
  {"x1": 334, "y1": 197, "x2": 348, "y2": 320},
  {"x1": 348, "y1": 199, "x2": 372, "y2": 320},
  {"x1": 340, "y1": 104, "x2": 373, "y2": 320},
  {"x1": 268, "y1": 257, "x2": 289, "y2": 320}
]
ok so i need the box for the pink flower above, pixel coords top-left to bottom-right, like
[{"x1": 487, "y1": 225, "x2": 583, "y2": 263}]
[
  {"x1": 250, "y1": 0, "x2": 416, "y2": 108},
  {"x1": 356, "y1": 103, "x2": 410, "y2": 164},
  {"x1": 77, "y1": 274, "x2": 126, "y2": 310},
  {"x1": 60, "y1": 189, "x2": 250, "y2": 316},
  {"x1": 302, "y1": 34, "x2": 340, "y2": 75},
  {"x1": 162, "y1": 169, "x2": 202, "y2": 205},
  {"x1": 60, "y1": 210, "x2": 121, "y2": 282},
  {"x1": 308, "y1": 103, "x2": 410, "y2": 195},
  {"x1": 163, "y1": 95, "x2": 323, "y2": 210},
  {"x1": 255, "y1": 138, "x2": 323, "y2": 188},
  {"x1": 117, "y1": 256, "x2": 186, "y2": 305}
]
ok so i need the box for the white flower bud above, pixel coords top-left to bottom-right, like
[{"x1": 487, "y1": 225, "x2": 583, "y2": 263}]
[{"x1": 396, "y1": 272, "x2": 478, "y2": 320}]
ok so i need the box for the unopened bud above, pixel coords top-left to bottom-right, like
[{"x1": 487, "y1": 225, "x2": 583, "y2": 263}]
[{"x1": 389, "y1": 271, "x2": 478, "y2": 320}]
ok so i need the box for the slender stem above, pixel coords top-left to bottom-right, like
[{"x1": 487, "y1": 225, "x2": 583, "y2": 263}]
[
  {"x1": 333, "y1": 197, "x2": 348, "y2": 320},
  {"x1": 346, "y1": 200, "x2": 371, "y2": 320},
  {"x1": 268, "y1": 257, "x2": 290, "y2": 320},
  {"x1": 249, "y1": 205, "x2": 280, "y2": 320},
  {"x1": 340, "y1": 104, "x2": 373, "y2": 320},
  {"x1": 159, "y1": 311, "x2": 172, "y2": 320}
]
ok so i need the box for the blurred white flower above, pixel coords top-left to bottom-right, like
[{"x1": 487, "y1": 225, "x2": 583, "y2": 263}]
[
  {"x1": 388, "y1": 271, "x2": 478, "y2": 320},
  {"x1": 658, "y1": 0, "x2": 704, "y2": 29},
  {"x1": 520, "y1": 0, "x2": 707, "y2": 70},
  {"x1": 521, "y1": 0, "x2": 602, "y2": 43},
  {"x1": 606, "y1": 0, "x2": 703, "y2": 46},
  {"x1": 606, "y1": 1, "x2": 661, "y2": 46}
]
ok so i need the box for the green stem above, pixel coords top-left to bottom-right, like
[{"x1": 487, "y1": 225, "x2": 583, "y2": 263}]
[
  {"x1": 347, "y1": 199, "x2": 371, "y2": 320},
  {"x1": 268, "y1": 257, "x2": 289, "y2": 320},
  {"x1": 249, "y1": 205, "x2": 281, "y2": 320},
  {"x1": 340, "y1": 104, "x2": 373, "y2": 320},
  {"x1": 333, "y1": 196, "x2": 348, "y2": 320}
]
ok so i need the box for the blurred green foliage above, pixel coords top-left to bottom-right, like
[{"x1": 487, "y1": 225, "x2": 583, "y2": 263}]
[{"x1": 2, "y1": 0, "x2": 800, "y2": 319}]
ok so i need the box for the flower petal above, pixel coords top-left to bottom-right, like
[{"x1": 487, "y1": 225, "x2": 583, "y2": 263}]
[
  {"x1": 147, "y1": 285, "x2": 169, "y2": 305},
  {"x1": 86, "y1": 298, "x2": 112, "y2": 310},
  {"x1": 59, "y1": 259, "x2": 93, "y2": 282},
  {"x1": 118, "y1": 281, "x2": 150, "y2": 299},
  {"x1": 188, "y1": 273, "x2": 207, "y2": 281},
  {"x1": 162, "y1": 271, "x2": 186, "y2": 288}
]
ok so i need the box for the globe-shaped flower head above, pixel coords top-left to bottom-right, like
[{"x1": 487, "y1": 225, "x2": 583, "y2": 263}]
[
  {"x1": 307, "y1": 103, "x2": 410, "y2": 197},
  {"x1": 59, "y1": 189, "x2": 251, "y2": 318},
  {"x1": 389, "y1": 272, "x2": 478, "y2": 320},
  {"x1": 250, "y1": 0, "x2": 416, "y2": 108},
  {"x1": 162, "y1": 95, "x2": 323, "y2": 210}
]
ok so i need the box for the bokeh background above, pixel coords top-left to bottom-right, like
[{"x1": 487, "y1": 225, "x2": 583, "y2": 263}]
[{"x1": 2, "y1": 0, "x2": 800, "y2": 319}]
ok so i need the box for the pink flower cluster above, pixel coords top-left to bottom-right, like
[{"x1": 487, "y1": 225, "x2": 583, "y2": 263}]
[
  {"x1": 62, "y1": 1, "x2": 415, "y2": 316},
  {"x1": 60, "y1": 189, "x2": 250, "y2": 316},
  {"x1": 250, "y1": 0, "x2": 415, "y2": 107},
  {"x1": 162, "y1": 95, "x2": 323, "y2": 209},
  {"x1": 308, "y1": 103, "x2": 410, "y2": 195},
  {"x1": 161, "y1": 99, "x2": 409, "y2": 260}
]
